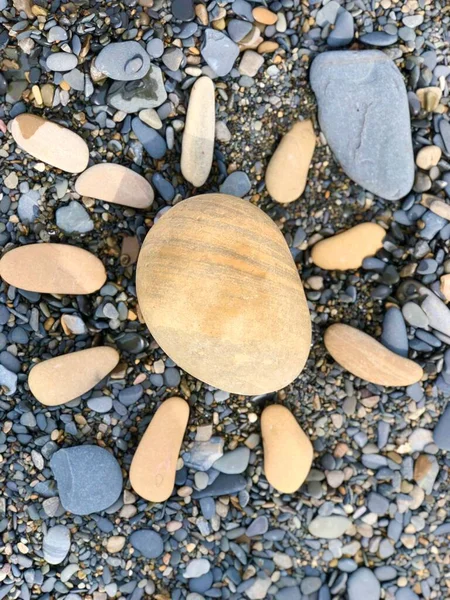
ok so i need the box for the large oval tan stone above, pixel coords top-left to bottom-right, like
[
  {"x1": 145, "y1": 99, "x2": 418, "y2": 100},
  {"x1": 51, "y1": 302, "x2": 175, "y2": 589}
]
[
  {"x1": 136, "y1": 194, "x2": 311, "y2": 395},
  {"x1": 0, "y1": 244, "x2": 106, "y2": 294},
  {"x1": 130, "y1": 397, "x2": 189, "y2": 502},
  {"x1": 29, "y1": 347, "x2": 119, "y2": 406},
  {"x1": 261, "y1": 405, "x2": 313, "y2": 494},
  {"x1": 311, "y1": 222, "x2": 385, "y2": 270},
  {"x1": 324, "y1": 323, "x2": 423, "y2": 386},
  {"x1": 75, "y1": 163, "x2": 154, "y2": 209},
  {"x1": 266, "y1": 120, "x2": 316, "y2": 204},
  {"x1": 181, "y1": 77, "x2": 215, "y2": 187},
  {"x1": 11, "y1": 114, "x2": 89, "y2": 173}
]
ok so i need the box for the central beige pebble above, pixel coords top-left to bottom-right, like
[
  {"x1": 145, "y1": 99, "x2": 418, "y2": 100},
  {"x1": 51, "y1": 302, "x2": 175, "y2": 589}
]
[
  {"x1": 324, "y1": 323, "x2": 423, "y2": 387},
  {"x1": 416, "y1": 145, "x2": 442, "y2": 170},
  {"x1": 28, "y1": 347, "x2": 119, "y2": 406},
  {"x1": 265, "y1": 120, "x2": 316, "y2": 204},
  {"x1": 261, "y1": 405, "x2": 313, "y2": 494},
  {"x1": 311, "y1": 222, "x2": 386, "y2": 270},
  {"x1": 75, "y1": 163, "x2": 154, "y2": 209},
  {"x1": 130, "y1": 397, "x2": 189, "y2": 502},
  {"x1": 136, "y1": 194, "x2": 311, "y2": 395},
  {"x1": 0, "y1": 244, "x2": 106, "y2": 294},
  {"x1": 11, "y1": 114, "x2": 89, "y2": 174},
  {"x1": 181, "y1": 76, "x2": 215, "y2": 187}
]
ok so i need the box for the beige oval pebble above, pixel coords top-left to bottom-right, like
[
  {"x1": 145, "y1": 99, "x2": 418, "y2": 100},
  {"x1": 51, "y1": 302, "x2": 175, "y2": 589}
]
[
  {"x1": 416, "y1": 145, "x2": 442, "y2": 170},
  {"x1": 261, "y1": 405, "x2": 313, "y2": 494},
  {"x1": 181, "y1": 76, "x2": 215, "y2": 187},
  {"x1": 308, "y1": 516, "x2": 352, "y2": 539},
  {"x1": 311, "y1": 222, "x2": 385, "y2": 270},
  {"x1": 75, "y1": 163, "x2": 154, "y2": 209},
  {"x1": 0, "y1": 244, "x2": 106, "y2": 294},
  {"x1": 324, "y1": 323, "x2": 423, "y2": 386},
  {"x1": 28, "y1": 347, "x2": 119, "y2": 406},
  {"x1": 130, "y1": 397, "x2": 189, "y2": 502},
  {"x1": 11, "y1": 114, "x2": 89, "y2": 173},
  {"x1": 252, "y1": 6, "x2": 277, "y2": 24},
  {"x1": 440, "y1": 274, "x2": 450, "y2": 302},
  {"x1": 266, "y1": 120, "x2": 316, "y2": 204}
]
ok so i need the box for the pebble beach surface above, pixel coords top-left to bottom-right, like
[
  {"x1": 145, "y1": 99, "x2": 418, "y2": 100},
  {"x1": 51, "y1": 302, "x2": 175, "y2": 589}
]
[{"x1": 0, "y1": 1, "x2": 449, "y2": 600}]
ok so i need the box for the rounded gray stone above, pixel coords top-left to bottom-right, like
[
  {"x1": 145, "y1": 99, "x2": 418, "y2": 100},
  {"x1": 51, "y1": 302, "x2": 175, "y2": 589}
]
[
  {"x1": 129, "y1": 529, "x2": 164, "y2": 559},
  {"x1": 43, "y1": 525, "x2": 71, "y2": 565},
  {"x1": 433, "y1": 404, "x2": 450, "y2": 450},
  {"x1": 201, "y1": 29, "x2": 239, "y2": 77},
  {"x1": 381, "y1": 306, "x2": 408, "y2": 357},
  {"x1": 46, "y1": 52, "x2": 78, "y2": 72},
  {"x1": 213, "y1": 446, "x2": 250, "y2": 474},
  {"x1": 219, "y1": 172, "x2": 251, "y2": 198},
  {"x1": 56, "y1": 201, "x2": 94, "y2": 234},
  {"x1": 95, "y1": 41, "x2": 150, "y2": 81},
  {"x1": 87, "y1": 396, "x2": 113, "y2": 413},
  {"x1": 348, "y1": 568, "x2": 380, "y2": 600}
]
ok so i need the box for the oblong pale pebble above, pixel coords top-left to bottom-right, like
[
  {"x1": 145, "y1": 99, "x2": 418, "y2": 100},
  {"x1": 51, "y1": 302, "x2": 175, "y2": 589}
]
[
  {"x1": 266, "y1": 120, "x2": 316, "y2": 204},
  {"x1": 311, "y1": 222, "x2": 386, "y2": 270},
  {"x1": 416, "y1": 145, "x2": 442, "y2": 170},
  {"x1": 75, "y1": 163, "x2": 154, "y2": 209},
  {"x1": 0, "y1": 244, "x2": 106, "y2": 294},
  {"x1": 308, "y1": 515, "x2": 352, "y2": 539},
  {"x1": 130, "y1": 397, "x2": 189, "y2": 502},
  {"x1": 28, "y1": 347, "x2": 119, "y2": 406},
  {"x1": 261, "y1": 405, "x2": 313, "y2": 493},
  {"x1": 324, "y1": 323, "x2": 423, "y2": 386},
  {"x1": 11, "y1": 114, "x2": 89, "y2": 173},
  {"x1": 181, "y1": 76, "x2": 215, "y2": 187}
]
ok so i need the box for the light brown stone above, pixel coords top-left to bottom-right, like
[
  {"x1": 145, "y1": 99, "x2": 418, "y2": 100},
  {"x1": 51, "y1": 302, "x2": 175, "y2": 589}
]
[
  {"x1": 311, "y1": 222, "x2": 385, "y2": 270},
  {"x1": 130, "y1": 397, "x2": 189, "y2": 502},
  {"x1": 136, "y1": 194, "x2": 311, "y2": 395},
  {"x1": 416, "y1": 87, "x2": 442, "y2": 112},
  {"x1": 324, "y1": 323, "x2": 423, "y2": 387},
  {"x1": 416, "y1": 145, "x2": 442, "y2": 170},
  {"x1": 0, "y1": 244, "x2": 106, "y2": 294},
  {"x1": 257, "y1": 41, "x2": 279, "y2": 54},
  {"x1": 28, "y1": 347, "x2": 119, "y2": 406},
  {"x1": 181, "y1": 76, "x2": 215, "y2": 187},
  {"x1": 11, "y1": 114, "x2": 89, "y2": 173},
  {"x1": 440, "y1": 274, "x2": 450, "y2": 302},
  {"x1": 261, "y1": 405, "x2": 313, "y2": 493},
  {"x1": 425, "y1": 198, "x2": 450, "y2": 221},
  {"x1": 106, "y1": 536, "x2": 126, "y2": 553},
  {"x1": 252, "y1": 6, "x2": 277, "y2": 24},
  {"x1": 265, "y1": 120, "x2": 316, "y2": 204},
  {"x1": 75, "y1": 163, "x2": 154, "y2": 209}
]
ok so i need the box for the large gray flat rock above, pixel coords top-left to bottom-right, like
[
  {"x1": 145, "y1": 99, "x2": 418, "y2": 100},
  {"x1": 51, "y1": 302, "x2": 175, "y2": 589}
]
[{"x1": 310, "y1": 50, "x2": 414, "y2": 201}]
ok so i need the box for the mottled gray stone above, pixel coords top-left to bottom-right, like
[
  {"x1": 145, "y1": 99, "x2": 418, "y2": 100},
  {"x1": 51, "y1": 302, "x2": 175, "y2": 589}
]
[
  {"x1": 396, "y1": 589, "x2": 420, "y2": 600},
  {"x1": 228, "y1": 19, "x2": 253, "y2": 43},
  {"x1": 301, "y1": 577, "x2": 322, "y2": 595},
  {"x1": 132, "y1": 118, "x2": 167, "y2": 159},
  {"x1": 201, "y1": 29, "x2": 239, "y2": 77},
  {"x1": 184, "y1": 558, "x2": 210, "y2": 579},
  {"x1": 96, "y1": 41, "x2": 150, "y2": 81},
  {"x1": 219, "y1": 172, "x2": 251, "y2": 198},
  {"x1": 56, "y1": 201, "x2": 94, "y2": 234},
  {"x1": 368, "y1": 492, "x2": 390, "y2": 514},
  {"x1": 129, "y1": 529, "x2": 163, "y2": 559},
  {"x1": 50, "y1": 445, "x2": 123, "y2": 515},
  {"x1": 146, "y1": 38, "x2": 164, "y2": 58},
  {"x1": 360, "y1": 32, "x2": 398, "y2": 46},
  {"x1": 183, "y1": 437, "x2": 224, "y2": 471},
  {"x1": 213, "y1": 446, "x2": 250, "y2": 474},
  {"x1": 433, "y1": 404, "x2": 450, "y2": 450},
  {"x1": 46, "y1": 52, "x2": 78, "y2": 72},
  {"x1": 87, "y1": 396, "x2": 113, "y2": 413},
  {"x1": 192, "y1": 474, "x2": 247, "y2": 499},
  {"x1": 327, "y1": 10, "x2": 354, "y2": 47},
  {"x1": 421, "y1": 291, "x2": 450, "y2": 336},
  {"x1": 18, "y1": 190, "x2": 40, "y2": 224},
  {"x1": 381, "y1": 307, "x2": 408, "y2": 357},
  {"x1": 310, "y1": 50, "x2": 414, "y2": 201},
  {"x1": 246, "y1": 516, "x2": 269, "y2": 537},
  {"x1": 107, "y1": 65, "x2": 167, "y2": 113},
  {"x1": 43, "y1": 525, "x2": 71, "y2": 565},
  {"x1": 63, "y1": 69, "x2": 85, "y2": 91},
  {"x1": 402, "y1": 302, "x2": 429, "y2": 329},
  {"x1": 348, "y1": 568, "x2": 380, "y2": 600},
  {"x1": 374, "y1": 566, "x2": 397, "y2": 581},
  {"x1": 0, "y1": 365, "x2": 17, "y2": 396}
]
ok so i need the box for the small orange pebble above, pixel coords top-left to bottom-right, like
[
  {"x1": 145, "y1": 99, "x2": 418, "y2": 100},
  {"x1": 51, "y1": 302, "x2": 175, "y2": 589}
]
[{"x1": 252, "y1": 6, "x2": 277, "y2": 24}]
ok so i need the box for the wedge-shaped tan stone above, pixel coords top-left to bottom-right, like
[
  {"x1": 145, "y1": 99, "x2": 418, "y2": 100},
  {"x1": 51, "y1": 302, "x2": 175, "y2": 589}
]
[
  {"x1": 11, "y1": 114, "x2": 89, "y2": 173},
  {"x1": 324, "y1": 323, "x2": 423, "y2": 387},
  {"x1": 0, "y1": 244, "x2": 106, "y2": 294},
  {"x1": 266, "y1": 120, "x2": 316, "y2": 204},
  {"x1": 130, "y1": 397, "x2": 189, "y2": 502},
  {"x1": 29, "y1": 347, "x2": 119, "y2": 406},
  {"x1": 440, "y1": 274, "x2": 450, "y2": 302},
  {"x1": 136, "y1": 194, "x2": 311, "y2": 395},
  {"x1": 261, "y1": 405, "x2": 313, "y2": 494},
  {"x1": 75, "y1": 163, "x2": 154, "y2": 209},
  {"x1": 311, "y1": 222, "x2": 385, "y2": 270},
  {"x1": 181, "y1": 77, "x2": 215, "y2": 187}
]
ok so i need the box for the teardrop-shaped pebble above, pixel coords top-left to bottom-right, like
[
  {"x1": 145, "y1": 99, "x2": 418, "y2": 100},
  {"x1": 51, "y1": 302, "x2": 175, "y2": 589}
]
[
  {"x1": 308, "y1": 516, "x2": 352, "y2": 539},
  {"x1": 29, "y1": 347, "x2": 119, "y2": 406},
  {"x1": 261, "y1": 405, "x2": 313, "y2": 493},
  {"x1": 265, "y1": 120, "x2": 316, "y2": 204},
  {"x1": 75, "y1": 163, "x2": 154, "y2": 209},
  {"x1": 181, "y1": 76, "x2": 215, "y2": 187},
  {"x1": 0, "y1": 244, "x2": 106, "y2": 294},
  {"x1": 311, "y1": 222, "x2": 385, "y2": 270},
  {"x1": 11, "y1": 114, "x2": 89, "y2": 173},
  {"x1": 324, "y1": 323, "x2": 423, "y2": 386},
  {"x1": 130, "y1": 397, "x2": 189, "y2": 502}
]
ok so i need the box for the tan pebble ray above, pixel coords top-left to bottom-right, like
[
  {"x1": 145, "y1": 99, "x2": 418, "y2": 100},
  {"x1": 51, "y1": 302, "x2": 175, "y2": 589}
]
[
  {"x1": 11, "y1": 114, "x2": 89, "y2": 174},
  {"x1": 261, "y1": 405, "x2": 313, "y2": 494},
  {"x1": 28, "y1": 347, "x2": 119, "y2": 406},
  {"x1": 324, "y1": 323, "x2": 423, "y2": 387},
  {"x1": 0, "y1": 244, "x2": 106, "y2": 294},
  {"x1": 130, "y1": 397, "x2": 189, "y2": 503},
  {"x1": 311, "y1": 222, "x2": 386, "y2": 271},
  {"x1": 75, "y1": 163, "x2": 154, "y2": 209}
]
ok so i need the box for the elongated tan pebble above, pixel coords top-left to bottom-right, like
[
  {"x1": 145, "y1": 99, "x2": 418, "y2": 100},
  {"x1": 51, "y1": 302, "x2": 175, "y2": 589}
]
[
  {"x1": 266, "y1": 120, "x2": 316, "y2": 204},
  {"x1": 29, "y1": 347, "x2": 119, "y2": 406},
  {"x1": 75, "y1": 163, "x2": 154, "y2": 209},
  {"x1": 11, "y1": 114, "x2": 89, "y2": 173},
  {"x1": 130, "y1": 397, "x2": 189, "y2": 502},
  {"x1": 252, "y1": 6, "x2": 277, "y2": 24},
  {"x1": 311, "y1": 222, "x2": 385, "y2": 270},
  {"x1": 0, "y1": 244, "x2": 106, "y2": 294},
  {"x1": 440, "y1": 274, "x2": 450, "y2": 302},
  {"x1": 181, "y1": 76, "x2": 215, "y2": 187},
  {"x1": 324, "y1": 323, "x2": 423, "y2": 387},
  {"x1": 261, "y1": 405, "x2": 313, "y2": 494}
]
